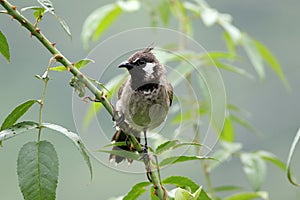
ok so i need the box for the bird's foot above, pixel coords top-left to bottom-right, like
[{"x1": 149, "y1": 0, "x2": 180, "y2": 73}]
[
  {"x1": 112, "y1": 111, "x2": 125, "y2": 128},
  {"x1": 138, "y1": 144, "x2": 150, "y2": 161}
]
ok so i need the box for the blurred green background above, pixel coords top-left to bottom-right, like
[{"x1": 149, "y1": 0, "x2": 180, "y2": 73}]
[{"x1": 1, "y1": 0, "x2": 300, "y2": 199}]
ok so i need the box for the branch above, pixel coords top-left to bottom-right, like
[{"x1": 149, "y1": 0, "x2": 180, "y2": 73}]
[{"x1": 0, "y1": 0, "x2": 166, "y2": 199}]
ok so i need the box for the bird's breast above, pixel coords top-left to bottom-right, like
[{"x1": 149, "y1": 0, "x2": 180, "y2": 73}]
[{"x1": 119, "y1": 84, "x2": 169, "y2": 131}]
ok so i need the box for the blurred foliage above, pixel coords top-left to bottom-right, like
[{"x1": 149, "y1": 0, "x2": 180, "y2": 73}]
[{"x1": 1, "y1": 0, "x2": 299, "y2": 200}]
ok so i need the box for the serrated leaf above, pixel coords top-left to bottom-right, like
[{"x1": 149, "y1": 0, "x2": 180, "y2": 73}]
[
  {"x1": 0, "y1": 121, "x2": 39, "y2": 145},
  {"x1": 256, "y1": 150, "x2": 286, "y2": 171},
  {"x1": 162, "y1": 176, "x2": 199, "y2": 193},
  {"x1": 159, "y1": 156, "x2": 215, "y2": 167},
  {"x1": 224, "y1": 191, "x2": 269, "y2": 200},
  {"x1": 241, "y1": 34, "x2": 265, "y2": 79},
  {"x1": 240, "y1": 153, "x2": 266, "y2": 191},
  {"x1": 1, "y1": 100, "x2": 38, "y2": 131},
  {"x1": 286, "y1": 128, "x2": 300, "y2": 186},
  {"x1": 17, "y1": 141, "x2": 58, "y2": 200},
  {"x1": 37, "y1": 0, "x2": 55, "y2": 14},
  {"x1": 254, "y1": 39, "x2": 289, "y2": 89},
  {"x1": 56, "y1": 16, "x2": 72, "y2": 38},
  {"x1": 123, "y1": 182, "x2": 151, "y2": 200},
  {"x1": 81, "y1": 4, "x2": 121, "y2": 48},
  {"x1": 0, "y1": 30, "x2": 10, "y2": 63},
  {"x1": 42, "y1": 123, "x2": 93, "y2": 179}
]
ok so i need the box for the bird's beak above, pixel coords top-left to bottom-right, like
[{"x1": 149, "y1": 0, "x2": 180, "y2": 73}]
[{"x1": 118, "y1": 61, "x2": 133, "y2": 70}]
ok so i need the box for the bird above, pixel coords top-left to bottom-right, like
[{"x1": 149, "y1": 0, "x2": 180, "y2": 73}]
[{"x1": 109, "y1": 47, "x2": 173, "y2": 164}]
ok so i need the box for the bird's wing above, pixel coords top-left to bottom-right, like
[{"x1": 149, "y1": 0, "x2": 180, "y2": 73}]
[
  {"x1": 117, "y1": 77, "x2": 129, "y2": 100},
  {"x1": 167, "y1": 82, "x2": 173, "y2": 106}
]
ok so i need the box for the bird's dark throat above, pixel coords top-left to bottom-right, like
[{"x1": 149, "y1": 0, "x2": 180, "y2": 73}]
[{"x1": 134, "y1": 83, "x2": 159, "y2": 91}]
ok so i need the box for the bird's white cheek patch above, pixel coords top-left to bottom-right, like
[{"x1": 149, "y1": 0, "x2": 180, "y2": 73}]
[{"x1": 142, "y1": 63, "x2": 155, "y2": 75}]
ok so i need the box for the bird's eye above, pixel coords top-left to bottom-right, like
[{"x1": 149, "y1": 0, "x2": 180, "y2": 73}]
[{"x1": 136, "y1": 59, "x2": 146, "y2": 66}]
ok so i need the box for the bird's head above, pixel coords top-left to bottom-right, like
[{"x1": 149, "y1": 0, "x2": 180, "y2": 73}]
[{"x1": 118, "y1": 47, "x2": 165, "y2": 84}]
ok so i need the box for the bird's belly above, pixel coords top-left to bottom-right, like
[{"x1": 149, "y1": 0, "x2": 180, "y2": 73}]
[{"x1": 123, "y1": 89, "x2": 168, "y2": 131}]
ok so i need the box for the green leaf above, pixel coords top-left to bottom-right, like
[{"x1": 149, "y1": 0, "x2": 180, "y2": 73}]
[
  {"x1": 42, "y1": 123, "x2": 93, "y2": 179},
  {"x1": 220, "y1": 20, "x2": 242, "y2": 44},
  {"x1": 286, "y1": 128, "x2": 300, "y2": 186},
  {"x1": 223, "y1": 32, "x2": 236, "y2": 55},
  {"x1": 21, "y1": 7, "x2": 47, "y2": 20},
  {"x1": 0, "y1": 121, "x2": 39, "y2": 145},
  {"x1": 75, "y1": 58, "x2": 94, "y2": 70},
  {"x1": 155, "y1": 140, "x2": 180, "y2": 155},
  {"x1": 33, "y1": 8, "x2": 46, "y2": 20},
  {"x1": 0, "y1": 30, "x2": 10, "y2": 63},
  {"x1": 1, "y1": 100, "x2": 38, "y2": 131},
  {"x1": 175, "y1": 187, "x2": 194, "y2": 200},
  {"x1": 256, "y1": 150, "x2": 286, "y2": 171},
  {"x1": 56, "y1": 16, "x2": 72, "y2": 38},
  {"x1": 230, "y1": 114, "x2": 256, "y2": 133},
  {"x1": 220, "y1": 116, "x2": 234, "y2": 142},
  {"x1": 162, "y1": 176, "x2": 199, "y2": 193},
  {"x1": 158, "y1": 0, "x2": 171, "y2": 26},
  {"x1": 224, "y1": 191, "x2": 269, "y2": 200},
  {"x1": 50, "y1": 58, "x2": 94, "y2": 71},
  {"x1": 254, "y1": 39, "x2": 289, "y2": 89},
  {"x1": 174, "y1": 186, "x2": 210, "y2": 200},
  {"x1": 212, "y1": 185, "x2": 243, "y2": 193},
  {"x1": 159, "y1": 156, "x2": 215, "y2": 167},
  {"x1": 81, "y1": 4, "x2": 122, "y2": 48},
  {"x1": 17, "y1": 141, "x2": 58, "y2": 200},
  {"x1": 169, "y1": 0, "x2": 193, "y2": 35},
  {"x1": 241, "y1": 34, "x2": 265, "y2": 79},
  {"x1": 49, "y1": 65, "x2": 66, "y2": 72},
  {"x1": 123, "y1": 182, "x2": 151, "y2": 200},
  {"x1": 37, "y1": 0, "x2": 55, "y2": 14},
  {"x1": 240, "y1": 153, "x2": 266, "y2": 191},
  {"x1": 213, "y1": 61, "x2": 253, "y2": 79}
]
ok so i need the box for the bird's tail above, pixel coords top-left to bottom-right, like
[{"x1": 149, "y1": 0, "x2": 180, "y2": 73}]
[{"x1": 109, "y1": 129, "x2": 140, "y2": 164}]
